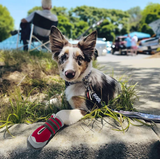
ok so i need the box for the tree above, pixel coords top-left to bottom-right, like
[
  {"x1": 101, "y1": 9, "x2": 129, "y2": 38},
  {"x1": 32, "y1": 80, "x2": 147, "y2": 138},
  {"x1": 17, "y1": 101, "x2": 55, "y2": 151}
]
[
  {"x1": 141, "y1": 3, "x2": 160, "y2": 24},
  {"x1": 0, "y1": 5, "x2": 14, "y2": 42},
  {"x1": 51, "y1": 6, "x2": 68, "y2": 16},
  {"x1": 97, "y1": 19, "x2": 115, "y2": 41},
  {"x1": 127, "y1": 6, "x2": 141, "y2": 23},
  {"x1": 72, "y1": 6, "x2": 130, "y2": 38},
  {"x1": 57, "y1": 15, "x2": 73, "y2": 38},
  {"x1": 121, "y1": 24, "x2": 129, "y2": 35},
  {"x1": 71, "y1": 21, "x2": 89, "y2": 39},
  {"x1": 138, "y1": 3, "x2": 160, "y2": 35},
  {"x1": 27, "y1": 5, "x2": 130, "y2": 40},
  {"x1": 127, "y1": 6, "x2": 141, "y2": 32},
  {"x1": 139, "y1": 23, "x2": 154, "y2": 35}
]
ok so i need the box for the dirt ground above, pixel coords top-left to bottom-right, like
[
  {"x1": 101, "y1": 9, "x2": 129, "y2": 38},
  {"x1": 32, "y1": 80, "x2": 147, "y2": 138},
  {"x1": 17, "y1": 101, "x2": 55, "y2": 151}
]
[{"x1": 148, "y1": 52, "x2": 160, "y2": 58}]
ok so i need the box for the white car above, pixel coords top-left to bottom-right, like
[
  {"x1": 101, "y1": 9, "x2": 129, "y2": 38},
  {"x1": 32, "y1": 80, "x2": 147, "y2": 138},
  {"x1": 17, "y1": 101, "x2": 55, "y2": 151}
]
[{"x1": 138, "y1": 37, "x2": 160, "y2": 54}]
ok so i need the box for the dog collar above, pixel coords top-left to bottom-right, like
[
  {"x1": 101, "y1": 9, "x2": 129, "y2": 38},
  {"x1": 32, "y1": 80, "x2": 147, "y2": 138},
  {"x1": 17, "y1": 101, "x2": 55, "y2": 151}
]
[
  {"x1": 65, "y1": 70, "x2": 102, "y2": 109},
  {"x1": 65, "y1": 71, "x2": 92, "y2": 87}
]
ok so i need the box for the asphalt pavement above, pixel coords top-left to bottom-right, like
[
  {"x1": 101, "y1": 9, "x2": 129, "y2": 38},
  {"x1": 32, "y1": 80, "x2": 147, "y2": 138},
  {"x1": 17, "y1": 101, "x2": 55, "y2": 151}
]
[
  {"x1": 97, "y1": 52, "x2": 151, "y2": 61},
  {"x1": 97, "y1": 52, "x2": 160, "y2": 115}
]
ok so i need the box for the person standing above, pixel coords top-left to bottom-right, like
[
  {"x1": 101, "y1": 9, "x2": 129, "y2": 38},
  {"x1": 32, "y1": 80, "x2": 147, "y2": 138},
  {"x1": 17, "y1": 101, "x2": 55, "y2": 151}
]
[
  {"x1": 131, "y1": 34, "x2": 138, "y2": 55},
  {"x1": 126, "y1": 34, "x2": 132, "y2": 55}
]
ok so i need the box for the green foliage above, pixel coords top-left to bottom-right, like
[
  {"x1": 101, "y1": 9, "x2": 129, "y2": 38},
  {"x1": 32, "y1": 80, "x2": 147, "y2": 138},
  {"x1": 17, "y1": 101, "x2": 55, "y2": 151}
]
[
  {"x1": 0, "y1": 87, "x2": 65, "y2": 136},
  {"x1": 139, "y1": 23, "x2": 154, "y2": 35},
  {"x1": 26, "y1": 5, "x2": 130, "y2": 39},
  {"x1": 0, "y1": 5, "x2": 14, "y2": 42},
  {"x1": 0, "y1": 50, "x2": 67, "y2": 133},
  {"x1": 72, "y1": 6, "x2": 130, "y2": 38},
  {"x1": 71, "y1": 21, "x2": 89, "y2": 39},
  {"x1": 82, "y1": 78, "x2": 151, "y2": 132},
  {"x1": 72, "y1": 6, "x2": 94, "y2": 22},
  {"x1": 109, "y1": 82, "x2": 138, "y2": 111},
  {"x1": 4, "y1": 2, "x2": 160, "y2": 42},
  {"x1": 141, "y1": 3, "x2": 160, "y2": 23},
  {"x1": 121, "y1": 24, "x2": 129, "y2": 35},
  {"x1": 127, "y1": 6, "x2": 141, "y2": 23},
  {"x1": 0, "y1": 50, "x2": 59, "y2": 96},
  {"x1": 57, "y1": 15, "x2": 73, "y2": 38},
  {"x1": 97, "y1": 19, "x2": 116, "y2": 41},
  {"x1": 138, "y1": 3, "x2": 160, "y2": 35},
  {"x1": 127, "y1": 6, "x2": 142, "y2": 32},
  {"x1": 52, "y1": 6, "x2": 68, "y2": 16}
]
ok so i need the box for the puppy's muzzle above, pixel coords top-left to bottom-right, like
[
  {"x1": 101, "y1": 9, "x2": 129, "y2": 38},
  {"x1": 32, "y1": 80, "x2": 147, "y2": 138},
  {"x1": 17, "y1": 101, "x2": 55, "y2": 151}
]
[{"x1": 65, "y1": 70, "x2": 75, "y2": 79}]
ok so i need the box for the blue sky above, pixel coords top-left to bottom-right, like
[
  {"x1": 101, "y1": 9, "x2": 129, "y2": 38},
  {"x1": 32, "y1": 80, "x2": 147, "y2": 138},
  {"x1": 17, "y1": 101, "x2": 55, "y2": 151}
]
[{"x1": 0, "y1": 0, "x2": 160, "y2": 29}]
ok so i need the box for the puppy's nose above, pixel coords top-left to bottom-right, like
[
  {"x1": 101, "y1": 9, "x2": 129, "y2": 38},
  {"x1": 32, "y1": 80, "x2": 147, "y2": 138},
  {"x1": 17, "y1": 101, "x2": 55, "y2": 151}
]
[{"x1": 65, "y1": 70, "x2": 75, "y2": 79}]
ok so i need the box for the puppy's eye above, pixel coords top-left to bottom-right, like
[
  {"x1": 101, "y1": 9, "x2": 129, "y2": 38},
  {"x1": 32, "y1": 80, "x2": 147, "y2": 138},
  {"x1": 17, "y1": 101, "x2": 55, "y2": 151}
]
[
  {"x1": 61, "y1": 54, "x2": 67, "y2": 62},
  {"x1": 77, "y1": 55, "x2": 83, "y2": 65},
  {"x1": 59, "y1": 53, "x2": 68, "y2": 64},
  {"x1": 77, "y1": 55, "x2": 83, "y2": 61}
]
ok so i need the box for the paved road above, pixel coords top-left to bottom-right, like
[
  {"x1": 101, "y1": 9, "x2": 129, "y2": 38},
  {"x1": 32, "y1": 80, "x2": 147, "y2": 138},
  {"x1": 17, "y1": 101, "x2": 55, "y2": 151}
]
[
  {"x1": 97, "y1": 52, "x2": 150, "y2": 62},
  {"x1": 97, "y1": 53, "x2": 160, "y2": 114}
]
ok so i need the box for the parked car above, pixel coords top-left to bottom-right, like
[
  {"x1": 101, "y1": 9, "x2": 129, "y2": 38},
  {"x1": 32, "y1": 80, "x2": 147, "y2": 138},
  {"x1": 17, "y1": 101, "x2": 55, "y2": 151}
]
[
  {"x1": 138, "y1": 36, "x2": 160, "y2": 54},
  {"x1": 111, "y1": 36, "x2": 127, "y2": 54}
]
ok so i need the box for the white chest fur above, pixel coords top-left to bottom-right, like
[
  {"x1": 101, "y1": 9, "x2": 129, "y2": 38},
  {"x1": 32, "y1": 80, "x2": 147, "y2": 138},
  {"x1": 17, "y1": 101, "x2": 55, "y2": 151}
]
[{"x1": 65, "y1": 83, "x2": 85, "y2": 102}]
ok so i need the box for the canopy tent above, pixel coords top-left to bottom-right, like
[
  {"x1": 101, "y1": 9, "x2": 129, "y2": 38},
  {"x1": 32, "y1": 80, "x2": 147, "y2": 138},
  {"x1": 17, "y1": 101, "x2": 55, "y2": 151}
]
[
  {"x1": 0, "y1": 34, "x2": 43, "y2": 50},
  {"x1": 124, "y1": 32, "x2": 151, "y2": 39},
  {"x1": 0, "y1": 34, "x2": 23, "y2": 50}
]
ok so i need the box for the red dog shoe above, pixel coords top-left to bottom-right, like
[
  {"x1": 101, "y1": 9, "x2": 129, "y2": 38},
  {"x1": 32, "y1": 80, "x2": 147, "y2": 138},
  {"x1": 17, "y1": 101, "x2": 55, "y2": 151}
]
[{"x1": 28, "y1": 114, "x2": 64, "y2": 149}]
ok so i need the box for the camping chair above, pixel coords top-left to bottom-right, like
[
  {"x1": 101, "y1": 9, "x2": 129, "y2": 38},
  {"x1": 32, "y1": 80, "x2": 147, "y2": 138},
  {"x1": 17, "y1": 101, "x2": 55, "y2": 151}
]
[
  {"x1": 28, "y1": 12, "x2": 58, "y2": 52},
  {"x1": 16, "y1": 12, "x2": 57, "y2": 52}
]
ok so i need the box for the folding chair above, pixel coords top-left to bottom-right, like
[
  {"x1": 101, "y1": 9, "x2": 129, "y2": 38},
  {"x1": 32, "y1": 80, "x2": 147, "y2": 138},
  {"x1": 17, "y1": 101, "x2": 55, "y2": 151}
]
[{"x1": 28, "y1": 12, "x2": 58, "y2": 52}]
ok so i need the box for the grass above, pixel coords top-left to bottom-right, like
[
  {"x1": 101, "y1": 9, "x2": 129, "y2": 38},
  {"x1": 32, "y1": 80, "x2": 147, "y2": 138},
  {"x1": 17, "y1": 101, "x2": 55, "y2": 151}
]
[
  {"x1": 0, "y1": 50, "x2": 148, "y2": 134},
  {"x1": 0, "y1": 50, "x2": 68, "y2": 132},
  {"x1": 82, "y1": 79, "x2": 142, "y2": 132}
]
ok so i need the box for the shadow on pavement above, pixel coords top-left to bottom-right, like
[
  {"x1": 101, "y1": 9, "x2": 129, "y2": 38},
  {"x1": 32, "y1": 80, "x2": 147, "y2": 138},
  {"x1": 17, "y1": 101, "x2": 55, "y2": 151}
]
[{"x1": 98, "y1": 61, "x2": 160, "y2": 114}]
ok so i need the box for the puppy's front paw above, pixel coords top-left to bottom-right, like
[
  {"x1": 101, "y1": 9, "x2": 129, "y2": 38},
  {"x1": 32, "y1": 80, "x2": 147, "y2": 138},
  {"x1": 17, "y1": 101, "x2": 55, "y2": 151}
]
[{"x1": 28, "y1": 114, "x2": 64, "y2": 149}]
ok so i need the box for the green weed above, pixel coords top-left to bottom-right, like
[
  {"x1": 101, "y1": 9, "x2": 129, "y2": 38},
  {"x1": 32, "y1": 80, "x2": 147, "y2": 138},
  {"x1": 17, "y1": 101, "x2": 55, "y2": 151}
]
[
  {"x1": 0, "y1": 87, "x2": 66, "y2": 135},
  {"x1": 0, "y1": 50, "x2": 64, "y2": 133},
  {"x1": 82, "y1": 78, "x2": 152, "y2": 132}
]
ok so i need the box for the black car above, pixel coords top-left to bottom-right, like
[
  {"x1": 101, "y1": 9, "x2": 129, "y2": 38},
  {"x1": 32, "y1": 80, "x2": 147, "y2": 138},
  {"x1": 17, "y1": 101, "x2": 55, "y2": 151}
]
[{"x1": 111, "y1": 36, "x2": 127, "y2": 54}]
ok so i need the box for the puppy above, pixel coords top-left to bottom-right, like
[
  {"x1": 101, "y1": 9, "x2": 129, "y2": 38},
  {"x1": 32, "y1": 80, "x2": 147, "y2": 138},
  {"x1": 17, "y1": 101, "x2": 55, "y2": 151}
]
[
  {"x1": 28, "y1": 26, "x2": 121, "y2": 149},
  {"x1": 49, "y1": 26, "x2": 121, "y2": 125}
]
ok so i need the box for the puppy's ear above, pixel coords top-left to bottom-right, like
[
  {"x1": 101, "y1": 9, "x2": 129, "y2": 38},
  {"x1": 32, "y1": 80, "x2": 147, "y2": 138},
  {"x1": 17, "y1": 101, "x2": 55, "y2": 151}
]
[
  {"x1": 49, "y1": 26, "x2": 69, "y2": 61},
  {"x1": 78, "y1": 30, "x2": 97, "y2": 62}
]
